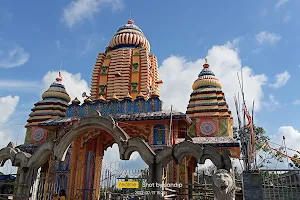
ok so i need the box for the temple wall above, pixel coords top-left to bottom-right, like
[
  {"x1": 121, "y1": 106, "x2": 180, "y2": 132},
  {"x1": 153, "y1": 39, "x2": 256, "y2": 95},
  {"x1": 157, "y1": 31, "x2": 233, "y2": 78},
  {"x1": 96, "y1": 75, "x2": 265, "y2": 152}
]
[
  {"x1": 139, "y1": 48, "x2": 150, "y2": 96},
  {"x1": 90, "y1": 52, "x2": 106, "y2": 99},
  {"x1": 131, "y1": 48, "x2": 141, "y2": 99},
  {"x1": 149, "y1": 54, "x2": 160, "y2": 95}
]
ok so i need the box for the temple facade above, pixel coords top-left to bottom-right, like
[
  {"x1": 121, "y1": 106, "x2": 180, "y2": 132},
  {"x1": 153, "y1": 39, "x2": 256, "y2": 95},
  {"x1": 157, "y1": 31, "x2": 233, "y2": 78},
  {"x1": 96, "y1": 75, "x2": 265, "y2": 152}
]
[{"x1": 16, "y1": 18, "x2": 240, "y2": 200}]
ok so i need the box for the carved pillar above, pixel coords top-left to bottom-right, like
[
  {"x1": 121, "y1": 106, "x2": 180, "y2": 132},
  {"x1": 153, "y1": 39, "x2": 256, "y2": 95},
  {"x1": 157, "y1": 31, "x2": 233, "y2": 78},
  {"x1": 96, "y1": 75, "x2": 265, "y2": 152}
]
[
  {"x1": 93, "y1": 136, "x2": 104, "y2": 199},
  {"x1": 43, "y1": 157, "x2": 56, "y2": 200},
  {"x1": 16, "y1": 167, "x2": 38, "y2": 200}
]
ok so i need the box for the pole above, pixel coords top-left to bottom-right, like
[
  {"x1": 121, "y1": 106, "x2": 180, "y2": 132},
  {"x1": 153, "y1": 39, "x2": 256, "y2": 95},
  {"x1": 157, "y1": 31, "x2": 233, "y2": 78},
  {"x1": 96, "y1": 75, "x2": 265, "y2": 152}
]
[
  {"x1": 169, "y1": 105, "x2": 173, "y2": 146},
  {"x1": 283, "y1": 136, "x2": 290, "y2": 169}
]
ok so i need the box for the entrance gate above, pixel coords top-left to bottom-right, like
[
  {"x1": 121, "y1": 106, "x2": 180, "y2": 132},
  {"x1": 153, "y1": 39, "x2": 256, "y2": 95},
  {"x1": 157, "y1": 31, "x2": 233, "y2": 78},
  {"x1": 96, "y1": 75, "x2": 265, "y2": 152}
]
[{"x1": 30, "y1": 151, "x2": 150, "y2": 200}]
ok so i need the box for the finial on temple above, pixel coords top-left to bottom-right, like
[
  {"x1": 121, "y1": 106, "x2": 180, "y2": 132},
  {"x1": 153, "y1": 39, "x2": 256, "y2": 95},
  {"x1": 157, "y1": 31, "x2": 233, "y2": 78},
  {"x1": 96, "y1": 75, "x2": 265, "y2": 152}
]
[
  {"x1": 128, "y1": 11, "x2": 134, "y2": 24},
  {"x1": 56, "y1": 71, "x2": 62, "y2": 82},
  {"x1": 56, "y1": 60, "x2": 63, "y2": 82},
  {"x1": 203, "y1": 58, "x2": 210, "y2": 68}
]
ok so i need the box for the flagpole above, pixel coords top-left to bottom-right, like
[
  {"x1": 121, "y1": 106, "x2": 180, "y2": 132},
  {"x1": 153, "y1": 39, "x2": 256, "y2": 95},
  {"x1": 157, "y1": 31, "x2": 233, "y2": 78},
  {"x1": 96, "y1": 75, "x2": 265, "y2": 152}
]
[
  {"x1": 283, "y1": 136, "x2": 290, "y2": 169},
  {"x1": 169, "y1": 105, "x2": 173, "y2": 146}
]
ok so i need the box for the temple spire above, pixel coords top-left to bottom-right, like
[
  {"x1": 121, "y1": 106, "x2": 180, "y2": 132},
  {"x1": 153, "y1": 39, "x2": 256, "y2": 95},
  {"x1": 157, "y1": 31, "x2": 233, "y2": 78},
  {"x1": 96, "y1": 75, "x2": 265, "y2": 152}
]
[
  {"x1": 56, "y1": 71, "x2": 62, "y2": 82},
  {"x1": 203, "y1": 58, "x2": 210, "y2": 68},
  {"x1": 128, "y1": 11, "x2": 134, "y2": 24}
]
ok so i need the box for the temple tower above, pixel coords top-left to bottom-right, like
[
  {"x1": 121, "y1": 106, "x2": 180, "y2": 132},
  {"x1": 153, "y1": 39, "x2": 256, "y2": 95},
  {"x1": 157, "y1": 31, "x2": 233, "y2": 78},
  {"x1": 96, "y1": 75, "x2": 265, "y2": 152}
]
[
  {"x1": 25, "y1": 72, "x2": 71, "y2": 144},
  {"x1": 90, "y1": 18, "x2": 162, "y2": 100},
  {"x1": 186, "y1": 58, "x2": 233, "y2": 137},
  {"x1": 176, "y1": 59, "x2": 236, "y2": 199},
  {"x1": 23, "y1": 73, "x2": 72, "y2": 198}
]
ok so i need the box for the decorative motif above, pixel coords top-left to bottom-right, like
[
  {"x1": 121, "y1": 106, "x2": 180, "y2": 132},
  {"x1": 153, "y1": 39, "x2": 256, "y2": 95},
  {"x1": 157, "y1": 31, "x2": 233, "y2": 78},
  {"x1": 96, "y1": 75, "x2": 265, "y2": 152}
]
[
  {"x1": 33, "y1": 128, "x2": 45, "y2": 142},
  {"x1": 153, "y1": 124, "x2": 165, "y2": 145},
  {"x1": 200, "y1": 120, "x2": 216, "y2": 136},
  {"x1": 131, "y1": 82, "x2": 138, "y2": 92},
  {"x1": 132, "y1": 63, "x2": 139, "y2": 72},
  {"x1": 101, "y1": 66, "x2": 108, "y2": 75},
  {"x1": 219, "y1": 118, "x2": 228, "y2": 136},
  {"x1": 99, "y1": 85, "x2": 106, "y2": 95}
]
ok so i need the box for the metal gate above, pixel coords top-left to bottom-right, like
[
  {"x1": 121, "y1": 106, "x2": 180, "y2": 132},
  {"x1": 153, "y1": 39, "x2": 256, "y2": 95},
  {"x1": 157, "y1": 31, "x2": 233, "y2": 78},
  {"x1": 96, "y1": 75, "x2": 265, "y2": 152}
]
[
  {"x1": 261, "y1": 169, "x2": 300, "y2": 200},
  {"x1": 28, "y1": 149, "x2": 150, "y2": 200}
]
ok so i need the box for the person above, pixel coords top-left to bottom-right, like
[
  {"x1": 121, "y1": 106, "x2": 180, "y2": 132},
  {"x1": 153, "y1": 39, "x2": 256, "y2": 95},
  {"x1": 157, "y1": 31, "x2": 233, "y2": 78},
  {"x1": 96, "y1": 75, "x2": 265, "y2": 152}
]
[
  {"x1": 53, "y1": 194, "x2": 59, "y2": 200},
  {"x1": 59, "y1": 189, "x2": 67, "y2": 200}
]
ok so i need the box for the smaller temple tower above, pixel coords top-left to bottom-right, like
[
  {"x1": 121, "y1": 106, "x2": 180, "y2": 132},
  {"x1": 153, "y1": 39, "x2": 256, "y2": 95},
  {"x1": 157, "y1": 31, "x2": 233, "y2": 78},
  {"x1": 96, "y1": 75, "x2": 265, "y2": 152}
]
[
  {"x1": 186, "y1": 58, "x2": 233, "y2": 137},
  {"x1": 24, "y1": 72, "x2": 71, "y2": 144}
]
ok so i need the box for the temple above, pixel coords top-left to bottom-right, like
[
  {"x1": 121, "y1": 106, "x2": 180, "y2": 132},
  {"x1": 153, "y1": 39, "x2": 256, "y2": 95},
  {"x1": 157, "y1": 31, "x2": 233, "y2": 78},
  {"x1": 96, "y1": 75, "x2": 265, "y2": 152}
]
[{"x1": 1, "y1": 18, "x2": 240, "y2": 200}]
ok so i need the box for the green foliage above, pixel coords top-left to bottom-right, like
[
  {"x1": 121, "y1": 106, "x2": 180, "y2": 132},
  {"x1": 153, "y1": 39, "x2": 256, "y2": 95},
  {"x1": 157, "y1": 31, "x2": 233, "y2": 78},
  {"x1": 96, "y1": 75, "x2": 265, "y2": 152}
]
[
  {"x1": 289, "y1": 154, "x2": 300, "y2": 168},
  {"x1": 233, "y1": 125, "x2": 285, "y2": 168}
]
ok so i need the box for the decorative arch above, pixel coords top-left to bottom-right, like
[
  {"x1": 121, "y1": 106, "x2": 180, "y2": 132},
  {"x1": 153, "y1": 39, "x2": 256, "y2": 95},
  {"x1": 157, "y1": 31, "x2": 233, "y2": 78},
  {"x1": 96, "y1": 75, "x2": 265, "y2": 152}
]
[
  {"x1": 26, "y1": 141, "x2": 54, "y2": 168},
  {"x1": 199, "y1": 146, "x2": 229, "y2": 170},
  {"x1": 54, "y1": 116, "x2": 130, "y2": 161},
  {"x1": 0, "y1": 145, "x2": 31, "y2": 167},
  {"x1": 153, "y1": 124, "x2": 166, "y2": 145},
  {"x1": 122, "y1": 137, "x2": 155, "y2": 165}
]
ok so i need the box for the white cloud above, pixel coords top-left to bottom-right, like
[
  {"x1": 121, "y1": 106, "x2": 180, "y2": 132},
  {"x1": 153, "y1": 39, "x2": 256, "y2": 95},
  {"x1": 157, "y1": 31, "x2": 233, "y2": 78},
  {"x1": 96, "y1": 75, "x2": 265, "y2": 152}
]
[
  {"x1": 0, "y1": 95, "x2": 20, "y2": 174},
  {"x1": 62, "y1": 0, "x2": 123, "y2": 28},
  {"x1": 0, "y1": 40, "x2": 30, "y2": 68},
  {"x1": 255, "y1": 31, "x2": 281, "y2": 45},
  {"x1": 269, "y1": 71, "x2": 290, "y2": 88},
  {"x1": 159, "y1": 42, "x2": 267, "y2": 124},
  {"x1": 0, "y1": 95, "x2": 19, "y2": 124},
  {"x1": 226, "y1": 36, "x2": 243, "y2": 50},
  {"x1": 42, "y1": 70, "x2": 90, "y2": 102},
  {"x1": 263, "y1": 94, "x2": 280, "y2": 110},
  {"x1": 275, "y1": 0, "x2": 289, "y2": 9},
  {"x1": 293, "y1": 100, "x2": 300, "y2": 105}
]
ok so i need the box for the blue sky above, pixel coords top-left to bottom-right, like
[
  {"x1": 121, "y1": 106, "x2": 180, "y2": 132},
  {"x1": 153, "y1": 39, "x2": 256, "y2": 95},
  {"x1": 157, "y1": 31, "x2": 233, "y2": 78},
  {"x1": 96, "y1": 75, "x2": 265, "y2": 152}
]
[{"x1": 0, "y1": 0, "x2": 300, "y2": 171}]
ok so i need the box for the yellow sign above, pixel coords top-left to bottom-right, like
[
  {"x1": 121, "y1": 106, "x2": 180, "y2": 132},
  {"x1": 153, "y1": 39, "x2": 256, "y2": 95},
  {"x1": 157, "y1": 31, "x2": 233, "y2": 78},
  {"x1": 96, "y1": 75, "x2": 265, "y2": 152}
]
[{"x1": 117, "y1": 181, "x2": 139, "y2": 188}]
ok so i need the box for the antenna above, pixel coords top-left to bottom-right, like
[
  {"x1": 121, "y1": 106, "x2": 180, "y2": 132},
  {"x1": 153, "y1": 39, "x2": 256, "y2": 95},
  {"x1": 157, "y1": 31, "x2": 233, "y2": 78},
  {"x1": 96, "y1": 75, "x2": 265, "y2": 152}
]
[
  {"x1": 60, "y1": 60, "x2": 63, "y2": 71},
  {"x1": 130, "y1": 10, "x2": 132, "y2": 19},
  {"x1": 82, "y1": 92, "x2": 90, "y2": 98}
]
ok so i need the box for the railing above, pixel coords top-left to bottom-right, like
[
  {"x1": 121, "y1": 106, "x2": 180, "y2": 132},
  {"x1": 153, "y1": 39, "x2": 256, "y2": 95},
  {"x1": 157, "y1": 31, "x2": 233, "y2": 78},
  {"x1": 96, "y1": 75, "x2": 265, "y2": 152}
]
[{"x1": 260, "y1": 169, "x2": 300, "y2": 200}]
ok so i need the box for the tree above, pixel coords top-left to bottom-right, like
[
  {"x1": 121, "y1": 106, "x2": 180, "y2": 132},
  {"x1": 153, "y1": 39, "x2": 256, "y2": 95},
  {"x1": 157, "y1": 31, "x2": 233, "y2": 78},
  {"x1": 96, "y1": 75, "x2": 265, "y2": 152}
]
[
  {"x1": 233, "y1": 125, "x2": 285, "y2": 168},
  {"x1": 289, "y1": 154, "x2": 300, "y2": 168}
]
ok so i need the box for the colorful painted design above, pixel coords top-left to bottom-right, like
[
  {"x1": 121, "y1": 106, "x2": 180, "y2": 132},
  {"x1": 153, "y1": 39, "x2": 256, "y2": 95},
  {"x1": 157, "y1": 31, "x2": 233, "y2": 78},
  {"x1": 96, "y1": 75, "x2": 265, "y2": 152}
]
[
  {"x1": 153, "y1": 124, "x2": 165, "y2": 145},
  {"x1": 25, "y1": 127, "x2": 32, "y2": 144},
  {"x1": 101, "y1": 66, "x2": 108, "y2": 75},
  {"x1": 219, "y1": 118, "x2": 228, "y2": 136},
  {"x1": 99, "y1": 85, "x2": 106, "y2": 95},
  {"x1": 32, "y1": 128, "x2": 45, "y2": 142},
  {"x1": 67, "y1": 97, "x2": 163, "y2": 117},
  {"x1": 132, "y1": 63, "x2": 139, "y2": 72},
  {"x1": 131, "y1": 82, "x2": 138, "y2": 92},
  {"x1": 200, "y1": 120, "x2": 216, "y2": 136}
]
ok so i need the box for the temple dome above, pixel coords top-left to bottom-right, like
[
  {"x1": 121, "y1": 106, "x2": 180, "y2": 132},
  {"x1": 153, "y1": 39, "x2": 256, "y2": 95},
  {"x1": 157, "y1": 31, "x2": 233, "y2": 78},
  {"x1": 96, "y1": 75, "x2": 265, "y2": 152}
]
[
  {"x1": 41, "y1": 74, "x2": 71, "y2": 103},
  {"x1": 108, "y1": 18, "x2": 150, "y2": 52},
  {"x1": 192, "y1": 59, "x2": 222, "y2": 90},
  {"x1": 186, "y1": 59, "x2": 232, "y2": 119},
  {"x1": 26, "y1": 72, "x2": 70, "y2": 127}
]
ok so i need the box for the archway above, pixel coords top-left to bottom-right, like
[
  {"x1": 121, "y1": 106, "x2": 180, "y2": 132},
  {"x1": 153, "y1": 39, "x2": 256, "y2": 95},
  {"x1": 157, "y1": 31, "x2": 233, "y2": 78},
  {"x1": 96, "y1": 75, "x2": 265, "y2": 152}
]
[{"x1": 26, "y1": 116, "x2": 156, "y2": 200}]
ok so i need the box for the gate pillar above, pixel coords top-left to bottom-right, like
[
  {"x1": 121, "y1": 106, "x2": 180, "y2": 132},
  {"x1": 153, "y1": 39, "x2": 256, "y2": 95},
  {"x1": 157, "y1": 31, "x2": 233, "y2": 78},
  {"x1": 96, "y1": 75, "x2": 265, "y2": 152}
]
[
  {"x1": 148, "y1": 161, "x2": 163, "y2": 200},
  {"x1": 15, "y1": 167, "x2": 38, "y2": 200},
  {"x1": 242, "y1": 171, "x2": 263, "y2": 200}
]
